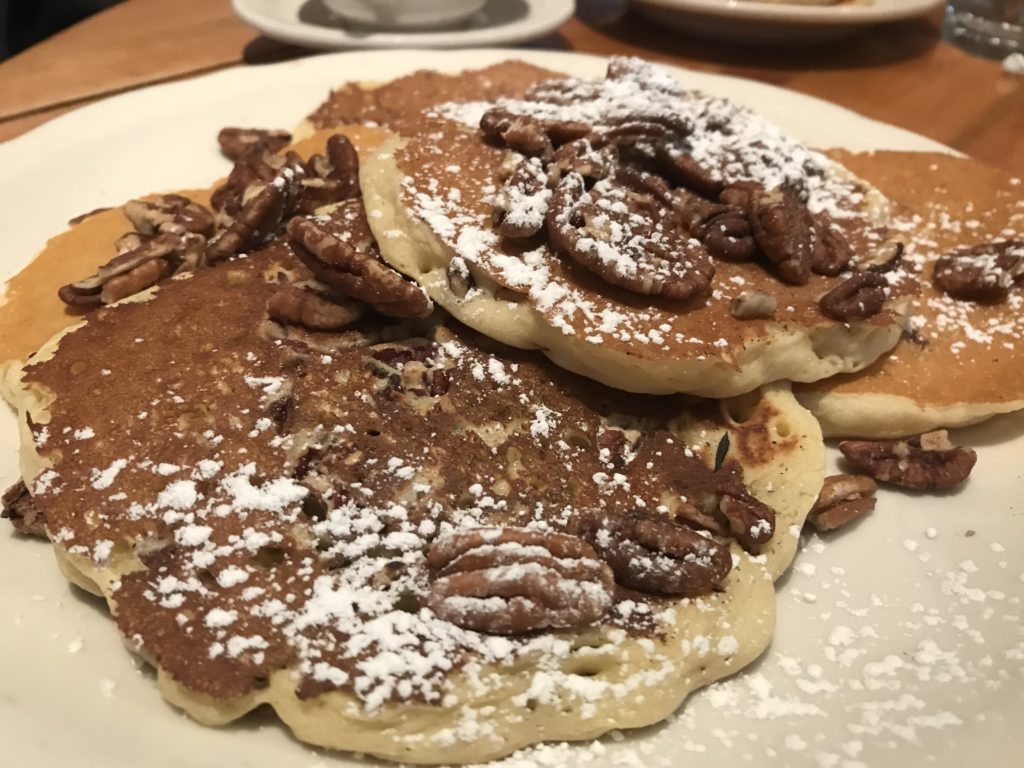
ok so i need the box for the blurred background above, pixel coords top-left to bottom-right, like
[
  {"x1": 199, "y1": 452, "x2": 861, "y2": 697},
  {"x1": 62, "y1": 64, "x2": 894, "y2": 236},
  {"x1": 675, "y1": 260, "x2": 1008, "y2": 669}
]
[{"x1": 1, "y1": 0, "x2": 119, "y2": 60}]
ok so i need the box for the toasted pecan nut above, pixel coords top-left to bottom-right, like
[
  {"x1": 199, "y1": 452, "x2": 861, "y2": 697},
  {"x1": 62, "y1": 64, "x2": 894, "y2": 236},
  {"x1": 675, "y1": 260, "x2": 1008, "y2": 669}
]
[
  {"x1": 493, "y1": 156, "x2": 551, "y2": 238},
  {"x1": 933, "y1": 240, "x2": 1024, "y2": 302},
  {"x1": 807, "y1": 474, "x2": 877, "y2": 532},
  {"x1": 839, "y1": 430, "x2": 977, "y2": 490},
  {"x1": 267, "y1": 283, "x2": 365, "y2": 331},
  {"x1": 100, "y1": 257, "x2": 172, "y2": 304},
  {"x1": 124, "y1": 194, "x2": 215, "y2": 238},
  {"x1": 655, "y1": 146, "x2": 724, "y2": 198},
  {"x1": 446, "y1": 257, "x2": 474, "y2": 299},
  {"x1": 426, "y1": 527, "x2": 614, "y2": 635},
  {"x1": 547, "y1": 138, "x2": 618, "y2": 185},
  {"x1": 718, "y1": 492, "x2": 775, "y2": 551},
  {"x1": 298, "y1": 134, "x2": 362, "y2": 213},
  {"x1": 861, "y1": 239, "x2": 904, "y2": 273},
  {"x1": 819, "y1": 272, "x2": 887, "y2": 321},
  {"x1": 480, "y1": 109, "x2": 554, "y2": 159},
  {"x1": 287, "y1": 217, "x2": 432, "y2": 318},
  {"x1": 218, "y1": 127, "x2": 291, "y2": 161},
  {"x1": 545, "y1": 172, "x2": 714, "y2": 301},
  {"x1": 572, "y1": 510, "x2": 732, "y2": 597},
  {"x1": 810, "y1": 214, "x2": 854, "y2": 277},
  {"x1": 206, "y1": 178, "x2": 295, "y2": 263},
  {"x1": 2, "y1": 480, "x2": 46, "y2": 538},
  {"x1": 748, "y1": 185, "x2": 814, "y2": 285},
  {"x1": 671, "y1": 188, "x2": 755, "y2": 262}
]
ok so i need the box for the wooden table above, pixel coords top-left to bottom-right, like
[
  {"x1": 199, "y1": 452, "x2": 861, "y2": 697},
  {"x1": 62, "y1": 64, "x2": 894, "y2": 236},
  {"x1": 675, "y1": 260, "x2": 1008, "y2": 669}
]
[{"x1": 1, "y1": 0, "x2": 1022, "y2": 176}]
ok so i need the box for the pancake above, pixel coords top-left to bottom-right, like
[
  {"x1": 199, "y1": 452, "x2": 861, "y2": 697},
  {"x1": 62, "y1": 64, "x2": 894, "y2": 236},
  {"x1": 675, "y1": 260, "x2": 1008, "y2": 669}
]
[
  {"x1": 795, "y1": 151, "x2": 1024, "y2": 438},
  {"x1": 301, "y1": 60, "x2": 563, "y2": 139},
  {"x1": 6, "y1": 222, "x2": 824, "y2": 763},
  {"x1": 360, "y1": 57, "x2": 907, "y2": 398}
]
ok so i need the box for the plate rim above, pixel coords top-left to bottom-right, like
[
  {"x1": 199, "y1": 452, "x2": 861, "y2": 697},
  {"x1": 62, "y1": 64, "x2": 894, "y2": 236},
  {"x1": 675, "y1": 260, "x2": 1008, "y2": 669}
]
[
  {"x1": 230, "y1": 0, "x2": 575, "y2": 50},
  {"x1": 632, "y1": 0, "x2": 945, "y2": 25}
]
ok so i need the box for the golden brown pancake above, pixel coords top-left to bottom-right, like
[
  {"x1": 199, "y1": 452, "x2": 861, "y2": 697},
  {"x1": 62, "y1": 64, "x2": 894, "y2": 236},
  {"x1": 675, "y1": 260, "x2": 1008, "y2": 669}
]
[
  {"x1": 796, "y1": 151, "x2": 1024, "y2": 437},
  {"x1": 7, "y1": 235, "x2": 824, "y2": 763},
  {"x1": 361, "y1": 58, "x2": 906, "y2": 398}
]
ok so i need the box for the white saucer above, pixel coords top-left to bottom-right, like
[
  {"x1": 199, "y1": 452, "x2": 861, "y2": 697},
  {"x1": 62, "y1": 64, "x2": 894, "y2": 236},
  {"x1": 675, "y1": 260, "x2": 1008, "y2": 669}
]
[
  {"x1": 632, "y1": 0, "x2": 944, "y2": 43},
  {"x1": 232, "y1": 0, "x2": 575, "y2": 49}
]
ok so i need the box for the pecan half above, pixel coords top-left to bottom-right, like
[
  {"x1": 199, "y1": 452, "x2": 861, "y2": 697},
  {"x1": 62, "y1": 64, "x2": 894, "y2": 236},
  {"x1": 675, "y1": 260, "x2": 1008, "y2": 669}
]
[
  {"x1": 297, "y1": 134, "x2": 361, "y2": 213},
  {"x1": 810, "y1": 214, "x2": 854, "y2": 277},
  {"x1": 287, "y1": 216, "x2": 432, "y2": 318},
  {"x1": 933, "y1": 240, "x2": 1024, "y2": 302},
  {"x1": 124, "y1": 194, "x2": 215, "y2": 238},
  {"x1": 655, "y1": 146, "x2": 724, "y2": 197},
  {"x1": 100, "y1": 257, "x2": 172, "y2": 304},
  {"x1": 493, "y1": 156, "x2": 551, "y2": 238},
  {"x1": 819, "y1": 272, "x2": 887, "y2": 321},
  {"x1": 748, "y1": 185, "x2": 813, "y2": 285},
  {"x1": 839, "y1": 430, "x2": 977, "y2": 490},
  {"x1": 572, "y1": 510, "x2": 732, "y2": 597},
  {"x1": 718, "y1": 491, "x2": 775, "y2": 551},
  {"x1": 807, "y1": 474, "x2": 877, "y2": 532},
  {"x1": 545, "y1": 172, "x2": 714, "y2": 301},
  {"x1": 547, "y1": 138, "x2": 617, "y2": 185},
  {"x1": 671, "y1": 188, "x2": 755, "y2": 261},
  {"x1": 206, "y1": 174, "x2": 298, "y2": 263},
  {"x1": 218, "y1": 127, "x2": 291, "y2": 161},
  {"x1": 267, "y1": 283, "x2": 365, "y2": 331},
  {"x1": 480, "y1": 109, "x2": 553, "y2": 159},
  {"x1": 426, "y1": 527, "x2": 614, "y2": 634},
  {"x1": 2, "y1": 481, "x2": 46, "y2": 537},
  {"x1": 446, "y1": 257, "x2": 474, "y2": 298}
]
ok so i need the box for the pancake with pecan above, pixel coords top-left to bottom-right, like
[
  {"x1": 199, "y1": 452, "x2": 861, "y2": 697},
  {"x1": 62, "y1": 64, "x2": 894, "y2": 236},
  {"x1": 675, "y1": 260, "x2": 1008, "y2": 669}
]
[
  {"x1": 361, "y1": 57, "x2": 907, "y2": 398},
  {"x1": 5, "y1": 206, "x2": 824, "y2": 763},
  {"x1": 795, "y1": 152, "x2": 1024, "y2": 437}
]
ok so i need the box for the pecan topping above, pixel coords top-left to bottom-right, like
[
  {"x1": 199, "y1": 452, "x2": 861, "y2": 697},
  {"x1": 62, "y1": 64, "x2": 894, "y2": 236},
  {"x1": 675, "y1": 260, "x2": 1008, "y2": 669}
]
[
  {"x1": 747, "y1": 185, "x2": 813, "y2": 285},
  {"x1": 287, "y1": 216, "x2": 432, "y2": 318},
  {"x1": 810, "y1": 214, "x2": 854, "y2": 277},
  {"x1": 426, "y1": 527, "x2": 614, "y2": 635},
  {"x1": 933, "y1": 240, "x2": 1024, "y2": 302},
  {"x1": 861, "y1": 239, "x2": 904, "y2": 273},
  {"x1": 655, "y1": 146, "x2": 724, "y2": 197},
  {"x1": 718, "y1": 491, "x2": 775, "y2": 551},
  {"x1": 572, "y1": 510, "x2": 732, "y2": 597},
  {"x1": 807, "y1": 474, "x2": 877, "y2": 532},
  {"x1": 819, "y1": 272, "x2": 887, "y2": 321},
  {"x1": 730, "y1": 291, "x2": 777, "y2": 319},
  {"x1": 672, "y1": 188, "x2": 755, "y2": 262},
  {"x1": 211, "y1": 148, "x2": 304, "y2": 224},
  {"x1": 100, "y1": 257, "x2": 173, "y2": 304},
  {"x1": 545, "y1": 172, "x2": 714, "y2": 301},
  {"x1": 218, "y1": 127, "x2": 291, "y2": 161},
  {"x1": 297, "y1": 134, "x2": 361, "y2": 214},
  {"x1": 124, "y1": 194, "x2": 215, "y2": 238},
  {"x1": 446, "y1": 257, "x2": 474, "y2": 298},
  {"x1": 493, "y1": 156, "x2": 551, "y2": 238},
  {"x1": 206, "y1": 175, "x2": 298, "y2": 263},
  {"x1": 267, "y1": 283, "x2": 366, "y2": 331},
  {"x1": 480, "y1": 109, "x2": 554, "y2": 159},
  {"x1": 547, "y1": 138, "x2": 617, "y2": 185},
  {"x1": 2, "y1": 481, "x2": 46, "y2": 537},
  {"x1": 839, "y1": 430, "x2": 977, "y2": 490}
]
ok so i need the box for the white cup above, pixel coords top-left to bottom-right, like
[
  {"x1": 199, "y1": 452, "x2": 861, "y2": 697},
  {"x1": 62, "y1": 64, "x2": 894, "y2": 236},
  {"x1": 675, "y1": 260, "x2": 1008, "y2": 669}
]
[{"x1": 321, "y1": 0, "x2": 489, "y2": 29}]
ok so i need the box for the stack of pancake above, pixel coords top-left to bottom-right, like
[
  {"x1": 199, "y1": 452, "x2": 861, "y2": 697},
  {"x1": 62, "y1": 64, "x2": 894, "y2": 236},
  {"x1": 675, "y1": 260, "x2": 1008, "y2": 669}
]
[{"x1": 1, "y1": 57, "x2": 1019, "y2": 764}]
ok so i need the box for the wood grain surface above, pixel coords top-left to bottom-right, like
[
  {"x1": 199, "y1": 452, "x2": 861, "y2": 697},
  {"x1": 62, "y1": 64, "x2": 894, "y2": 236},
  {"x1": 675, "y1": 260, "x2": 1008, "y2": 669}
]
[{"x1": 1, "y1": 0, "x2": 1021, "y2": 175}]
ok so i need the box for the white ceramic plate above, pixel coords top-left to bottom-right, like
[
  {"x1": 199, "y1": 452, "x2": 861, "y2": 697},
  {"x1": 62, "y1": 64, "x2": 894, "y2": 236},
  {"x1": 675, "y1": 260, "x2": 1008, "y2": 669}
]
[
  {"x1": 1, "y1": 49, "x2": 1021, "y2": 768},
  {"x1": 633, "y1": 0, "x2": 945, "y2": 43},
  {"x1": 232, "y1": 0, "x2": 574, "y2": 49}
]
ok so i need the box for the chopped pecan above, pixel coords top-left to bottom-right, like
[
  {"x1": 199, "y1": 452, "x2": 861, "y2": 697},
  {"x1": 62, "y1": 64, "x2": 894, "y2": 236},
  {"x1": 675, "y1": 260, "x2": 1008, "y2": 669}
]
[
  {"x1": 730, "y1": 291, "x2": 777, "y2": 319},
  {"x1": 287, "y1": 217, "x2": 432, "y2": 318},
  {"x1": 861, "y1": 239, "x2": 904, "y2": 273},
  {"x1": 426, "y1": 527, "x2": 614, "y2": 634},
  {"x1": 545, "y1": 172, "x2": 714, "y2": 301},
  {"x1": 493, "y1": 156, "x2": 551, "y2": 238},
  {"x1": 807, "y1": 474, "x2": 877, "y2": 532},
  {"x1": 2, "y1": 481, "x2": 46, "y2": 537},
  {"x1": 934, "y1": 240, "x2": 1024, "y2": 302},
  {"x1": 218, "y1": 127, "x2": 291, "y2": 161},
  {"x1": 124, "y1": 194, "x2": 215, "y2": 237},
  {"x1": 839, "y1": 430, "x2": 977, "y2": 490},
  {"x1": 748, "y1": 185, "x2": 813, "y2": 285},
  {"x1": 267, "y1": 283, "x2": 366, "y2": 331},
  {"x1": 810, "y1": 214, "x2": 854, "y2": 277},
  {"x1": 819, "y1": 272, "x2": 887, "y2": 321},
  {"x1": 572, "y1": 510, "x2": 732, "y2": 597},
  {"x1": 446, "y1": 257, "x2": 474, "y2": 299}
]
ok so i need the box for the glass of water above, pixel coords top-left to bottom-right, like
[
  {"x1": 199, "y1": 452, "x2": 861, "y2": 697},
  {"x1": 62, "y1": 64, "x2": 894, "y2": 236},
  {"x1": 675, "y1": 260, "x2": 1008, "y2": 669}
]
[{"x1": 943, "y1": 0, "x2": 1024, "y2": 57}]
